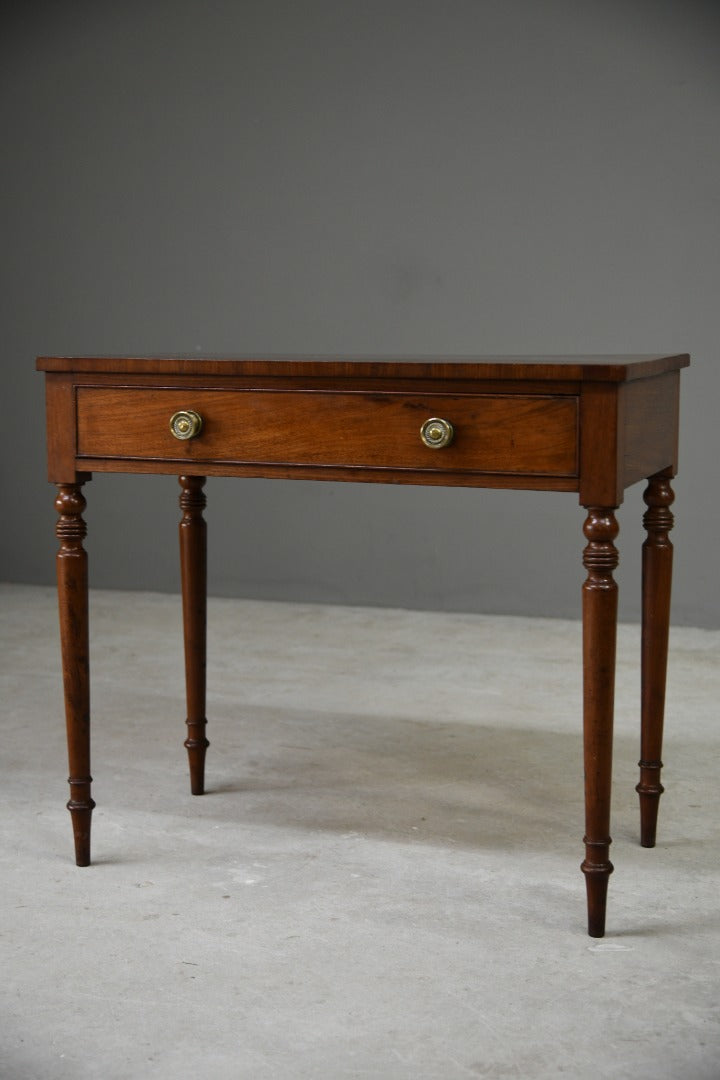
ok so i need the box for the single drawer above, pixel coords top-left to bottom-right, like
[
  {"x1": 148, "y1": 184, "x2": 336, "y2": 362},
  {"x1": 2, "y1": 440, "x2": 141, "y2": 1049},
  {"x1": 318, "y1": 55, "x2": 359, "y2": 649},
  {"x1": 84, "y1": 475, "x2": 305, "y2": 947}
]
[{"x1": 76, "y1": 387, "x2": 578, "y2": 476}]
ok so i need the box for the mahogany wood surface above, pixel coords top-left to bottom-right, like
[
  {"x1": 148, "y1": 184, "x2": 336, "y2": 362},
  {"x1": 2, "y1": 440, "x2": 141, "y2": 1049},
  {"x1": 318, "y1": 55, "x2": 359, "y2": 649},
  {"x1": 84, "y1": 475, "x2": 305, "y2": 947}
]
[
  {"x1": 54, "y1": 482, "x2": 94, "y2": 866},
  {"x1": 623, "y1": 373, "x2": 681, "y2": 490},
  {"x1": 179, "y1": 476, "x2": 209, "y2": 796},
  {"x1": 637, "y1": 473, "x2": 675, "y2": 848},
  {"x1": 581, "y1": 507, "x2": 619, "y2": 938},
  {"x1": 38, "y1": 353, "x2": 689, "y2": 937},
  {"x1": 75, "y1": 387, "x2": 579, "y2": 478},
  {"x1": 37, "y1": 353, "x2": 689, "y2": 382}
]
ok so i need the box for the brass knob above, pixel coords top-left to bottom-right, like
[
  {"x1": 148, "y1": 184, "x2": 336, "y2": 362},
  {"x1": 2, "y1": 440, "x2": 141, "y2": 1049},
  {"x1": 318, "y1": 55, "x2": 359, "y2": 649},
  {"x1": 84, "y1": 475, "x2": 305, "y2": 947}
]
[
  {"x1": 420, "y1": 417, "x2": 454, "y2": 449},
  {"x1": 169, "y1": 409, "x2": 203, "y2": 441}
]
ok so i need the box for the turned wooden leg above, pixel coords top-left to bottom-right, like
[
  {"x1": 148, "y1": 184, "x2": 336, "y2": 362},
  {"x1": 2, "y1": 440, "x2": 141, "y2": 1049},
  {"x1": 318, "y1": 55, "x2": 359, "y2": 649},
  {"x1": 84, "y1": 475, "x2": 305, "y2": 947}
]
[
  {"x1": 179, "y1": 476, "x2": 209, "y2": 795},
  {"x1": 581, "y1": 507, "x2": 619, "y2": 937},
  {"x1": 55, "y1": 482, "x2": 94, "y2": 866},
  {"x1": 637, "y1": 473, "x2": 675, "y2": 847}
]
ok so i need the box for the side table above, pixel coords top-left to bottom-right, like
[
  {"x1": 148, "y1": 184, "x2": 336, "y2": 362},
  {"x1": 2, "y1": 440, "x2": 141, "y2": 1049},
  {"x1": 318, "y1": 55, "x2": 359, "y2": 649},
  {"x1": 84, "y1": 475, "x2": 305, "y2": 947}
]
[{"x1": 37, "y1": 353, "x2": 690, "y2": 936}]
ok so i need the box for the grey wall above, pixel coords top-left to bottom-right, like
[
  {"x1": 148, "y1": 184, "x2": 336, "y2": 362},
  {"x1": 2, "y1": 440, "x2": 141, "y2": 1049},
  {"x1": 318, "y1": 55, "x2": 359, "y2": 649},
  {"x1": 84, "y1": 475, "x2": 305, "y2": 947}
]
[{"x1": 2, "y1": 0, "x2": 719, "y2": 626}]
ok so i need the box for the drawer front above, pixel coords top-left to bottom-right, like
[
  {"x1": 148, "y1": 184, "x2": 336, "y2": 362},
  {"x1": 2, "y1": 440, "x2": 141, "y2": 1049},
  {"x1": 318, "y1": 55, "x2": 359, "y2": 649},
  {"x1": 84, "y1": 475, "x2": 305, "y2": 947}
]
[{"x1": 76, "y1": 387, "x2": 578, "y2": 476}]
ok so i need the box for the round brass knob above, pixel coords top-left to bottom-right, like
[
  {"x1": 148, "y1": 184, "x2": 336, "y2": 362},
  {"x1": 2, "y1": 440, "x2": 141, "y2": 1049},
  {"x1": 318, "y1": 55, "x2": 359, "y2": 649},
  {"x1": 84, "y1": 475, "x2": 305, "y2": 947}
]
[
  {"x1": 420, "y1": 417, "x2": 454, "y2": 449},
  {"x1": 169, "y1": 409, "x2": 203, "y2": 441}
]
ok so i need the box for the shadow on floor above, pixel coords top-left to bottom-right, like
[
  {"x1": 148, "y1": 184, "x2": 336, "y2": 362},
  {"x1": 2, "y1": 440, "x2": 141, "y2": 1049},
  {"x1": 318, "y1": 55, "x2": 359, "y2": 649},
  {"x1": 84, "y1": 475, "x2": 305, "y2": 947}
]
[{"x1": 135, "y1": 702, "x2": 645, "y2": 855}]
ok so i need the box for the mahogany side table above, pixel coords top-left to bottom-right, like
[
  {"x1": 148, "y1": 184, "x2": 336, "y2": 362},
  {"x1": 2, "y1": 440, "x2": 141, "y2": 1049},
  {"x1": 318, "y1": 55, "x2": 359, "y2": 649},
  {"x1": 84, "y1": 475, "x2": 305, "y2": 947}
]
[{"x1": 38, "y1": 353, "x2": 689, "y2": 936}]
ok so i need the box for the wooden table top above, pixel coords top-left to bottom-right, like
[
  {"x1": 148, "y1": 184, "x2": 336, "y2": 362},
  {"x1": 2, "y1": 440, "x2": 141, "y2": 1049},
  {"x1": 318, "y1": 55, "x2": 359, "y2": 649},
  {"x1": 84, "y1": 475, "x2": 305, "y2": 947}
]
[{"x1": 37, "y1": 353, "x2": 690, "y2": 383}]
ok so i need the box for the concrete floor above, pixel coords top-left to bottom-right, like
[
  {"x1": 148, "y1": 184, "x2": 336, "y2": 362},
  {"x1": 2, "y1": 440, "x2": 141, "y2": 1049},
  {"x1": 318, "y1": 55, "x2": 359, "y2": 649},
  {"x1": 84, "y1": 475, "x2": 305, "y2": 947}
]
[{"x1": 1, "y1": 583, "x2": 719, "y2": 1080}]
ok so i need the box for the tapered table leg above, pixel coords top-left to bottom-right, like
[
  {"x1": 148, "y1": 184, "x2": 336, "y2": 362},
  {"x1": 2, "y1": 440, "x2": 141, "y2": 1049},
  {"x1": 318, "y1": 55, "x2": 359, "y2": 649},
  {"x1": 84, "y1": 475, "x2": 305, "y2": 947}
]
[
  {"x1": 55, "y1": 482, "x2": 94, "y2": 866},
  {"x1": 581, "y1": 507, "x2": 619, "y2": 937},
  {"x1": 179, "y1": 475, "x2": 209, "y2": 795},
  {"x1": 637, "y1": 473, "x2": 675, "y2": 848}
]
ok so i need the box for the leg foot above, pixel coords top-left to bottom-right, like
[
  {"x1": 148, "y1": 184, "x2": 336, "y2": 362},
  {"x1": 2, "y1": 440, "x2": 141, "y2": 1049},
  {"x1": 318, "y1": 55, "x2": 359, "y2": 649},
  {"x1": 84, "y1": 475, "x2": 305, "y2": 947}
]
[
  {"x1": 582, "y1": 841, "x2": 614, "y2": 938},
  {"x1": 67, "y1": 782, "x2": 95, "y2": 866}
]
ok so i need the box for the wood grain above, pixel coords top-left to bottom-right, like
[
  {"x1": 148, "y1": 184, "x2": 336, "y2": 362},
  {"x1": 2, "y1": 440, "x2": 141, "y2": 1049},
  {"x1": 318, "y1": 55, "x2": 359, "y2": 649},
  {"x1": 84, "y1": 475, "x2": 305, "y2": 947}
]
[
  {"x1": 76, "y1": 387, "x2": 579, "y2": 478},
  {"x1": 179, "y1": 476, "x2": 209, "y2": 796},
  {"x1": 637, "y1": 473, "x2": 675, "y2": 848},
  {"x1": 623, "y1": 372, "x2": 680, "y2": 488},
  {"x1": 37, "y1": 353, "x2": 690, "y2": 383},
  {"x1": 55, "y1": 482, "x2": 94, "y2": 866},
  {"x1": 581, "y1": 506, "x2": 619, "y2": 938}
]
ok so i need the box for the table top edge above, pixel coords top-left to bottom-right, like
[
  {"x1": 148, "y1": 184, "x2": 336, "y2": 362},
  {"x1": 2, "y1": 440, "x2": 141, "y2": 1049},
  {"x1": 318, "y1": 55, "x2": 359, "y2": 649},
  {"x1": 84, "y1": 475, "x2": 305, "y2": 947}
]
[{"x1": 36, "y1": 353, "x2": 690, "y2": 382}]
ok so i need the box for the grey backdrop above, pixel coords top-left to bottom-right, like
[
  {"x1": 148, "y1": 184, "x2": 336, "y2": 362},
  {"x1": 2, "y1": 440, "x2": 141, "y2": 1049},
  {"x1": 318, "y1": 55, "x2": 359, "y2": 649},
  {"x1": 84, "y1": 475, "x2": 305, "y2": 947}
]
[{"x1": 2, "y1": 0, "x2": 719, "y2": 626}]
